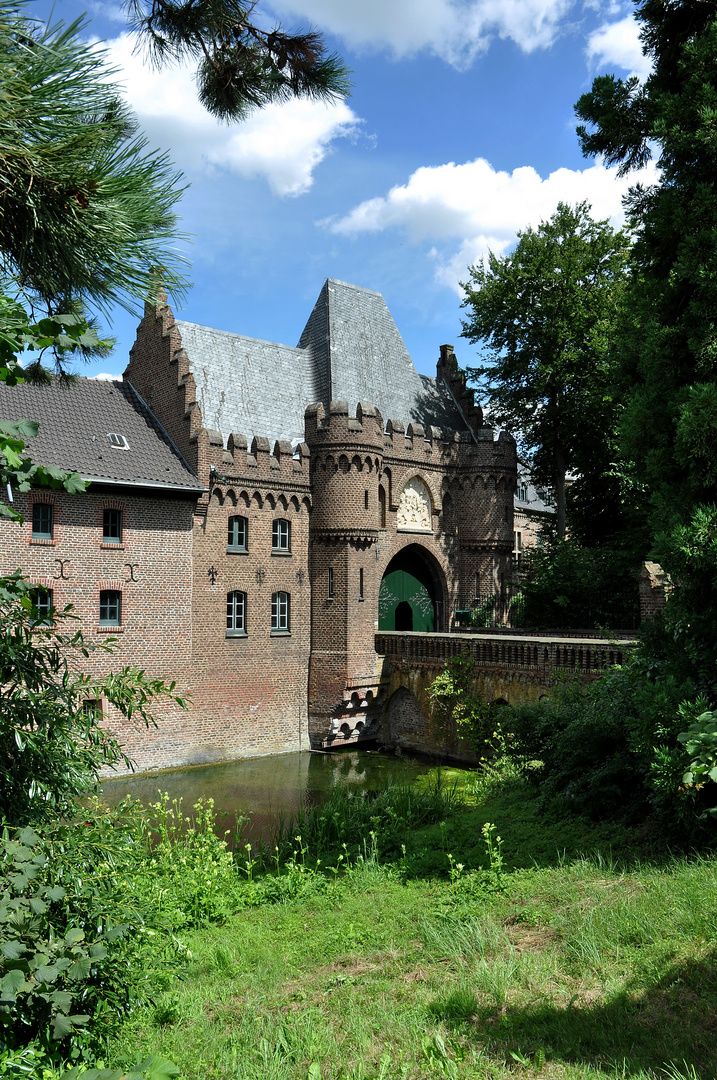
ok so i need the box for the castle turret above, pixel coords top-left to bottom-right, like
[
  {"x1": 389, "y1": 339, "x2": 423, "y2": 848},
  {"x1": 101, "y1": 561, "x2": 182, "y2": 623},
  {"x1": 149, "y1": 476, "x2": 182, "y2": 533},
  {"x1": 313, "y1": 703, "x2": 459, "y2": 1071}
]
[{"x1": 305, "y1": 402, "x2": 385, "y2": 747}]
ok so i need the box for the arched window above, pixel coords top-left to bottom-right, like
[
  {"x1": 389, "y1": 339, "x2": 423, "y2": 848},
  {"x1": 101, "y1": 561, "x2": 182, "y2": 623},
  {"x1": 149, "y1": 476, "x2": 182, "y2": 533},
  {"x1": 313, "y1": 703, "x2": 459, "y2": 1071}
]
[
  {"x1": 272, "y1": 518, "x2": 291, "y2": 552},
  {"x1": 226, "y1": 590, "x2": 247, "y2": 635},
  {"x1": 271, "y1": 591, "x2": 290, "y2": 632},
  {"x1": 228, "y1": 515, "x2": 248, "y2": 551}
]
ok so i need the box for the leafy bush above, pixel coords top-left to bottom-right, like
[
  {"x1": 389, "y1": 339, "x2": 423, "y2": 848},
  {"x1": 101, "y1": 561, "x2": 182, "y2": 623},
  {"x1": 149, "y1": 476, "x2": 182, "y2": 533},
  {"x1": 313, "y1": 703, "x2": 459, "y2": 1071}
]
[
  {"x1": 0, "y1": 572, "x2": 187, "y2": 827},
  {"x1": 503, "y1": 664, "x2": 697, "y2": 825},
  {"x1": 1, "y1": 810, "x2": 188, "y2": 1060}
]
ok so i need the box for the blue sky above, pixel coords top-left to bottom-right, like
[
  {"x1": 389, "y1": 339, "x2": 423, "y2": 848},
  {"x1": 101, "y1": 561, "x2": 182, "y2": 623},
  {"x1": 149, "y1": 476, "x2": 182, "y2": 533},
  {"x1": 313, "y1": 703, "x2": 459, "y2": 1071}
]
[{"x1": 34, "y1": 0, "x2": 655, "y2": 384}]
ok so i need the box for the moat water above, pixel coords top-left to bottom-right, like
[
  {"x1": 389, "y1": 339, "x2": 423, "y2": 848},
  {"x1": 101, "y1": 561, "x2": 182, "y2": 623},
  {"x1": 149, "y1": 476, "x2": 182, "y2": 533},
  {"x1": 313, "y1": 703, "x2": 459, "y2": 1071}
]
[{"x1": 101, "y1": 749, "x2": 452, "y2": 846}]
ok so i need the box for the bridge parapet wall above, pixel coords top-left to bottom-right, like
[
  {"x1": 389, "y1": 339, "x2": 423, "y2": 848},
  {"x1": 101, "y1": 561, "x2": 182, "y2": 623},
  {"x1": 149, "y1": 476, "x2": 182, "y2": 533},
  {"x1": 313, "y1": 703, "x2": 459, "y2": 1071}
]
[
  {"x1": 374, "y1": 631, "x2": 637, "y2": 763},
  {"x1": 375, "y1": 631, "x2": 634, "y2": 681}
]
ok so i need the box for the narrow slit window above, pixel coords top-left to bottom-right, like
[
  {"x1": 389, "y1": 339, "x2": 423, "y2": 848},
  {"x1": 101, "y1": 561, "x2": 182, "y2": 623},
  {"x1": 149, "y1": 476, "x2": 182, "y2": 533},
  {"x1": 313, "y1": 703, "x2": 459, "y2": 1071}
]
[
  {"x1": 359, "y1": 568, "x2": 364, "y2": 600},
  {"x1": 364, "y1": 490, "x2": 369, "y2": 509},
  {"x1": 328, "y1": 568, "x2": 334, "y2": 599}
]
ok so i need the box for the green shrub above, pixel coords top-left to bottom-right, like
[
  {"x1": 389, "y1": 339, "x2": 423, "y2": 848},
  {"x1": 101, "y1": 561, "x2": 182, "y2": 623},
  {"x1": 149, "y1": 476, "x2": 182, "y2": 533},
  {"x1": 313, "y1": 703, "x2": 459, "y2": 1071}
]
[
  {"x1": 0, "y1": 572, "x2": 187, "y2": 827},
  {"x1": 503, "y1": 664, "x2": 696, "y2": 825},
  {"x1": 1, "y1": 811, "x2": 188, "y2": 1059}
]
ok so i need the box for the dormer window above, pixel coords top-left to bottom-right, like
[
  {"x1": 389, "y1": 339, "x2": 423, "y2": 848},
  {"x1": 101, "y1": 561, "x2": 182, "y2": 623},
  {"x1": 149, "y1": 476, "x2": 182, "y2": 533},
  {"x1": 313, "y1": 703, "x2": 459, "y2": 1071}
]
[{"x1": 108, "y1": 433, "x2": 130, "y2": 450}]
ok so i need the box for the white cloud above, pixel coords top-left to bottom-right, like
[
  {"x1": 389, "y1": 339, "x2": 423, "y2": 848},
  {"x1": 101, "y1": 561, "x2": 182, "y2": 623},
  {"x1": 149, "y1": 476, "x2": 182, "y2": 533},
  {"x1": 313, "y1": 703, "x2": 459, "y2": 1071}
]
[
  {"x1": 586, "y1": 15, "x2": 651, "y2": 79},
  {"x1": 90, "y1": 373, "x2": 120, "y2": 381},
  {"x1": 326, "y1": 155, "x2": 659, "y2": 291},
  {"x1": 267, "y1": 0, "x2": 575, "y2": 67},
  {"x1": 103, "y1": 33, "x2": 361, "y2": 196}
]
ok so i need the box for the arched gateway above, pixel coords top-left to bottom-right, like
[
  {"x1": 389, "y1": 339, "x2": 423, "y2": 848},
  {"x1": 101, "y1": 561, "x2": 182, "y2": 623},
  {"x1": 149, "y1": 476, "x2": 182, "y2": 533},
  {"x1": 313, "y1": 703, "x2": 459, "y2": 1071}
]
[{"x1": 378, "y1": 544, "x2": 445, "y2": 633}]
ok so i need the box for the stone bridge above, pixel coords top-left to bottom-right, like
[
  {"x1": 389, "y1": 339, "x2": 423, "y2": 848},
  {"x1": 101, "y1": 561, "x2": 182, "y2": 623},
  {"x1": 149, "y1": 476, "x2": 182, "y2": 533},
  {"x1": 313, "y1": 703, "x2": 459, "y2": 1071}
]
[{"x1": 322, "y1": 630, "x2": 635, "y2": 763}]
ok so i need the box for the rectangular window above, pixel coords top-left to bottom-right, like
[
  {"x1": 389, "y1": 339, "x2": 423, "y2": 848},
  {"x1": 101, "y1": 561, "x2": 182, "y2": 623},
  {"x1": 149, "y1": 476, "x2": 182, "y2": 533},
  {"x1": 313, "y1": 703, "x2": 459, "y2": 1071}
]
[
  {"x1": 227, "y1": 515, "x2": 248, "y2": 550},
  {"x1": 99, "y1": 590, "x2": 121, "y2": 626},
  {"x1": 83, "y1": 699, "x2": 102, "y2": 718},
  {"x1": 30, "y1": 587, "x2": 53, "y2": 622},
  {"x1": 103, "y1": 508, "x2": 122, "y2": 544},
  {"x1": 328, "y1": 568, "x2": 334, "y2": 599},
  {"x1": 271, "y1": 590, "x2": 290, "y2": 632},
  {"x1": 226, "y1": 590, "x2": 247, "y2": 634},
  {"x1": 32, "y1": 503, "x2": 53, "y2": 540},
  {"x1": 359, "y1": 568, "x2": 364, "y2": 600},
  {"x1": 515, "y1": 483, "x2": 528, "y2": 502},
  {"x1": 272, "y1": 519, "x2": 290, "y2": 551},
  {"x1": 364, "y1": 490, "x2": 369, "y2": 509}
]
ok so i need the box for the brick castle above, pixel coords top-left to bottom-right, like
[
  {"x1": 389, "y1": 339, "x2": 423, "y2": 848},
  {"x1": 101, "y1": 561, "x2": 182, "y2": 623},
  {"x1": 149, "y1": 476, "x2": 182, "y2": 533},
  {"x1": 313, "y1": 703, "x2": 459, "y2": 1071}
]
[{"x1": 0, "y1": 279, "x2": 516, "y2": 771}]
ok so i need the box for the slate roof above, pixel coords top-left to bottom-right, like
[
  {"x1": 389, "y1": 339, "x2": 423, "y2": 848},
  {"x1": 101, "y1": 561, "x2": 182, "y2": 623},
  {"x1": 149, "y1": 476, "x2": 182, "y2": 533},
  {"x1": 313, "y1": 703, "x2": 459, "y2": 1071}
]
[
  {"x1": 176, "y1": 278, "x2": 467, "y2": 444},
  {"x1": 0, "y1": 377, "x2": 204, "y2": 493}
]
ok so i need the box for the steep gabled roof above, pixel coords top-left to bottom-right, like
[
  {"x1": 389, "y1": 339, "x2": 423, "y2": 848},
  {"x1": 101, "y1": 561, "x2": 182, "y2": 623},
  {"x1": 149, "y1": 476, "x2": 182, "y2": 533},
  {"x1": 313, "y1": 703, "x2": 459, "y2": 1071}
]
[
  {"x1": 0, "y1": 377, "x2": 204, "y2": 494},
  {"x1": 175, "y1": 279, "x2": 467, "y2": 443},
  {"x1": 298, "y1": 279, "x2": 465, "y2": 433}
]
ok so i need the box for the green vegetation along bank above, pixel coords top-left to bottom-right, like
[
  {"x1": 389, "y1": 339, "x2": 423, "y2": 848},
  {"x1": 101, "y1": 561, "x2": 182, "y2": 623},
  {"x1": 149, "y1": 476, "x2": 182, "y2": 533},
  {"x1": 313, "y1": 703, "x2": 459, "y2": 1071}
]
[{"x1": 4, "y1": 763, "x2": 716, "y2": 1080}]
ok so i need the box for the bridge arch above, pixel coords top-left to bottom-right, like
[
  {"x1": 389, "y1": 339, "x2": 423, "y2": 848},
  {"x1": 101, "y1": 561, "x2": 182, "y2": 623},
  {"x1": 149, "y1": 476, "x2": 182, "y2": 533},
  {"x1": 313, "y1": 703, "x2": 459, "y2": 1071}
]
[{"x1": 378, "y1": 543, "x2": 447, "y2": 632}]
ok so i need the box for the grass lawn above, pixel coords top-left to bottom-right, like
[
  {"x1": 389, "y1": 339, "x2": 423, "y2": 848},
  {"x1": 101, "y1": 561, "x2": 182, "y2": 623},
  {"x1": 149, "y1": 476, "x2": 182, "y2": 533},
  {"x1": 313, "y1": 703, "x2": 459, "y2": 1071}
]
[{"x1": 110, "y1": 773, "x2": 717, "y2": 1080}]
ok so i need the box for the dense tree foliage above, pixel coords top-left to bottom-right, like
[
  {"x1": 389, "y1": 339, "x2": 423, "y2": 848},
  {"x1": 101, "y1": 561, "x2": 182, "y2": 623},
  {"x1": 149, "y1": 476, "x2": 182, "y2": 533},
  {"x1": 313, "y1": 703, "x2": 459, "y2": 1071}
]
[
  {"x1": 460, "y1": 202, "x2": 630, "y2": 539},
  {"x1": 0, "y1": 3, "x2": 188, "y2": 321},
  {"x1": 576, "y1": 0, "x2": 717, "y2": 532}
]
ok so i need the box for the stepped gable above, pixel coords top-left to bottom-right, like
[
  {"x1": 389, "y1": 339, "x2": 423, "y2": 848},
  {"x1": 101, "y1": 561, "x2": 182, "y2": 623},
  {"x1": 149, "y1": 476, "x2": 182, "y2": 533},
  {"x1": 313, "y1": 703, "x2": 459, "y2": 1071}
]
[
  {"x1": 298, "y1": 278, "x2": 467, "y2": 433},
  {"x1": 0, "y1": 377, "x2": 203, "y2": 493},
  {"x1": 173, "y1": 322, "x2": 321, "y2": 445}
]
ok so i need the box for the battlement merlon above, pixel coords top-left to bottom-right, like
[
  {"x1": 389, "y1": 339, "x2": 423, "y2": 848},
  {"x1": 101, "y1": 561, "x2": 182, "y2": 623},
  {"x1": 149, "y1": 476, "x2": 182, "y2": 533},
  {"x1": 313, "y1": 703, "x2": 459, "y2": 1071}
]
[
  {"x1": 190, "y1": 427, "x2": 310, "y2": 481},
  {"x1": 305, "y1": 401, "x2": 515, "y2": 472}
]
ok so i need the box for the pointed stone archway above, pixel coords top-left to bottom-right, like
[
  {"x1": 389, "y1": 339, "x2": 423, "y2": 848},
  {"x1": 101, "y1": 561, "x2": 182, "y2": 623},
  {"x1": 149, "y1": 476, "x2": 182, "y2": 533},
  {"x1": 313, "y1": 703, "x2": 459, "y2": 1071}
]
[{"x1": 378, "y1": 544, "x2": 446, "y2": 633}]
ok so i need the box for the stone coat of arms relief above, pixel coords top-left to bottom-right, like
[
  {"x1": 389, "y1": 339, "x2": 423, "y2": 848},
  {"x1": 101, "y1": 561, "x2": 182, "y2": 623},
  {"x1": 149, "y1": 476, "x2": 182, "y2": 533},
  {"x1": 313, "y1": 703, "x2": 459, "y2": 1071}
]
[{"x1": 396, "y1": 477, "x2": 433, "y2": 532}]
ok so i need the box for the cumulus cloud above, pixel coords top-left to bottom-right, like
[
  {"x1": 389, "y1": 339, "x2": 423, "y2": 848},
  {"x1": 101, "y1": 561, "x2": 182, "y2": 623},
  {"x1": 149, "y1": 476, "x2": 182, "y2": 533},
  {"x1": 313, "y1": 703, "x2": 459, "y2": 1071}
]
[
  {"x1": 267, "y1": 0, "x2": 575, "y2": 67},
  {"x1": 586, "y1": 14, "x2": 651, "y2": 79},
  {"x1": 103, "y1": 33, "x2": 361, "y2": 196},
  {"x1": 325, "y1": 155, "x2": 659, "y2": 290}
]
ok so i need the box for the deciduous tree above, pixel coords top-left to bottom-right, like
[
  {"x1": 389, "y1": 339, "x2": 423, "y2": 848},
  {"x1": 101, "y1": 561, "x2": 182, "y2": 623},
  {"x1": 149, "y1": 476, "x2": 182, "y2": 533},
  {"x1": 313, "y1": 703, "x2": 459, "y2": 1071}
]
[{"x1": 460, "y1": 202, "x2": 630, "y2": 539}]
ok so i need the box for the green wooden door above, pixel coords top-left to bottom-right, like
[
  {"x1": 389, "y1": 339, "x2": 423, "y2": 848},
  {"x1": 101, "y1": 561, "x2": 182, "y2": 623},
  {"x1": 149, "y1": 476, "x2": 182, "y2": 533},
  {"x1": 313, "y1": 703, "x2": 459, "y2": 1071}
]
[{"x1": 378, "y1": 569, "x2": 435, "y2": 632}]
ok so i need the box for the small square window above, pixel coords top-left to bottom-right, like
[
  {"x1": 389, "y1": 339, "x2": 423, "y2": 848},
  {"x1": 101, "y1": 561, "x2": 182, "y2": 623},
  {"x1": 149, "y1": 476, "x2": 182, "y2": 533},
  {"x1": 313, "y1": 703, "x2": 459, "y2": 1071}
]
[
  {"x1": 272, "y1": 519, "x2": 290, "y2": 552},
  {"x1": 271, "y1": 590, "x2": 290, "y2": 632},
  {"x1": 228, "y1": 515, "x2": 248, "y2": 551},
  {"x1": 226, "y1": 590, "x2": 247, "y2": 634},
  {"x1": 99, "y1": 589, "x2": 121, "y2": 626},
  {"x1": 32, "y1": 503, "x2": 53, "y2": 540},
  {"x1": 83, "y1": 699, "x2": 103, "y2": 719},
  {"x1": 103, "y1": 508, "x2": 122, "y2": 543}
]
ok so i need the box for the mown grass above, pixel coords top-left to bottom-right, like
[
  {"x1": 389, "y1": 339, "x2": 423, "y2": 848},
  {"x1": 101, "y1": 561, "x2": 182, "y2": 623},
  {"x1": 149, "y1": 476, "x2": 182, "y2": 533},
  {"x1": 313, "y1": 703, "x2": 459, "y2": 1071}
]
[{"x1": 107, "y1": 770, "x2": 717, "y2": 1080}]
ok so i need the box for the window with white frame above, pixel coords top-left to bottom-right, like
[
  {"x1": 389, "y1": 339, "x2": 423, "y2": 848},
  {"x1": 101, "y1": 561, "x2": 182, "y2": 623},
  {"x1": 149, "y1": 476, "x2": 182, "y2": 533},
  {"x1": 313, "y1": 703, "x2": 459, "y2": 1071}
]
[
  {"x1": 271, "y1": 590, "x2": 290, "y2": 632},
  {"x1": 226, "y1": 590, "x2": 247, "y2": 634},
  {"x1": 272, "y1": 518, "x2": 290, "y2": 552}
]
